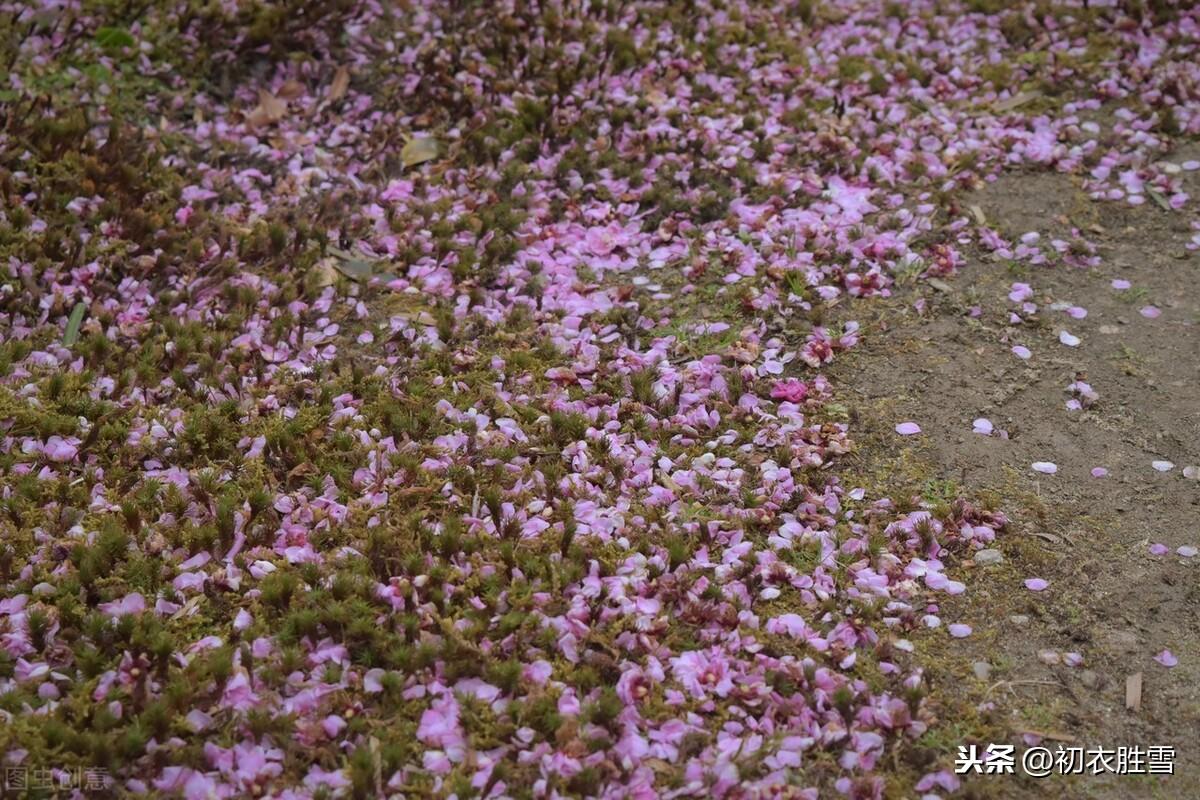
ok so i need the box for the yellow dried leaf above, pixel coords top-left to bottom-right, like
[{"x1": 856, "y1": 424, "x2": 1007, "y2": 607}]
[
  {"x1": 328, "y1": 66, "x2": 350, "y2": 102},
  {"x1": 312, "y1": 258, "x2": 339, "y2": 288},
  {"x1": 401, "y1": 136, "x2": 439, "y2": 168}
]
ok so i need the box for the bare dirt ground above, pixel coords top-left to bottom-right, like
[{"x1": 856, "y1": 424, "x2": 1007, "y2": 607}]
[{"x1": 832, "y1": 152, "x2": 1200, "y2": 798}]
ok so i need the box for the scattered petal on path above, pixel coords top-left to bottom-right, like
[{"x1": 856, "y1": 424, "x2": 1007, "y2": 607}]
[
  {"x1": 1154, "y1": 650, "x2": 1178, "y2": 668},
  {"x1": 1025, "y1": 578, "x2": 1050, "y2": 592},
  {"x1": 895, "y1": 422, "x2": 922, "y2": 436},
  {"x1": 1031, "y1": 462, "x2": 1058, "y2": 474},
  {"x1": 1012, "y1": 345, "x2": 1032, "y2": 360}
]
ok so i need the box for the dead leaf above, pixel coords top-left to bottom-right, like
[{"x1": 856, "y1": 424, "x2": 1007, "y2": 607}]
[
  {"x1": 312, "y1": 258, "x2": 339, "y2": 288},
  {"x1": 276, "y1": 80, "x2": 306, "y2": 100},
  {"x1": 968, "y1": 204, "x2": 987, "y2": 225},
  {"x1": 992, "y1": 90, "x2": 1042, "y2": 113},
  {"x1": 1125, "y1": 672, "x2": 1142, "y2": 711},
  {"x1": 287, "y1": 462, "x2": 315, "y2": 482},
  {"x1": 170, "y1": 595, "x2": 203, "y2": 620},
  {"x1": 328, "y1": 66, "x2": 350, "y2": 102},
  {"x1": 328, "y1": 247, "x2": 377, "y2": 282},
  {"x1": 247, "y1": 89, "x2": 287, "y2": 128},
  {"x1": 401, "y1": 136, "x2": 439, "y2": 168},
  {"x1": 726, "y1": 340, "x2": 760, "y2": 364},
  {"x1": 660, "y1": 472, "x2": 683, "y2": 493},
  {"x1": 1030, "y1": 531, "x2": 1064, "y2": 545},
  {"x1": 1146, "y1": 188, "x2": 1172, "y2": 212}
]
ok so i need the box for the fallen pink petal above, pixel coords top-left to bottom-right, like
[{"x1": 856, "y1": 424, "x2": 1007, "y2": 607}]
[
  {"x1": 896, "y1": 422, "x2": 923, "y2": 436},
  {"x1": 1025, "y1": 578, "x2": 1050, "y2": 592},
  {"x1": 1154, "y1": 650, "x2": 1179, "y2": 668},
  {"x1": 1032, "y1": 462, "x2": 1058, "y2": 474}
]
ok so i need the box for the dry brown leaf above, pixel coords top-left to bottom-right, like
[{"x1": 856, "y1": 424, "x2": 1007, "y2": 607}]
[
  {"x1": 247, "y1": 89, "x2": 287, "y2": 129},
  {"x1": 276, "y1": 80, "x2": 306, "y2": 100},
  {"x1": 726, "y1": 339, "x2": 760, "y2": 364},
  {"x1": 328, "y1": 66, "x2": 350, "y2": 102},
  {"x1": 1125, "y1": 672, "x2": 1142, "y2": 711},
  {"x1": 401, "y1": 136, "x2": 439, "y2": 168}
]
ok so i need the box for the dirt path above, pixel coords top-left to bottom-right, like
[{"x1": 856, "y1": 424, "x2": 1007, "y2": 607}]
[{"x1": 832, "y1": 158, "x2": 1200, "y2": 798}]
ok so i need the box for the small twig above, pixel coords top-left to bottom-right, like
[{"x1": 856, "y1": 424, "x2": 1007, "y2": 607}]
[{"x1": 984, "y1": 679, "x2": 1060, "y2": 698}]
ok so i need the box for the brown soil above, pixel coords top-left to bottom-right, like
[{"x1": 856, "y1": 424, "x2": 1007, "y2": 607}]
[{"x1": 834, "y1": 152, "x2": 1200, "y2": 799}]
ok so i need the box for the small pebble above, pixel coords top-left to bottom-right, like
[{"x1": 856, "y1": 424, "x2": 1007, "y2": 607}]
[{"x1": 974, "y1": 548, "x2": 1004, "y2": 566}]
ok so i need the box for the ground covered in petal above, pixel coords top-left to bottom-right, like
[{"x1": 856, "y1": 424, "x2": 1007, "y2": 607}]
[{"x1": 1, "y1": 2, "x2": 1197, "y2": 798}]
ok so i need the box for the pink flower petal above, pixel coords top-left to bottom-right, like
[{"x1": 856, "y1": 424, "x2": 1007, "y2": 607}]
[
  {"x1": 1149, "y1": 543, "x2": 1169, "y2": 556},
  {"x1": 1177, "y1": 545, "x2": 1198, "y2": 558},
  {"x1": 1091, "y1": 467, "x2": 1108, "y2": 478},
  {"x1": 972, "y1": 418, "x2": 993, "y2": 435},
  {"x1": 948, "y1": 624, "x2": 972, "y2": 638},
  {"x1": 1031, "y1": 462, "x2": 1057, "y2": 474},
  {"x1": 1011, "y1": 345, "x2": 1032, "y2": 360},
  {"x1": 895, "y1": 422, "x2": 922, "y2": 436},
  {"x1": 1058, "y1": 330, "x2": 1080, "y2": 347},
  {"x1": 1111, "y1": 279, "x2": 1131, "y2": 290},
  {"x1": 1024, "y1": 578, "x2": 1049, "y2": 592},
  {"x1": 1154, "y1": 650, "x2": 1178, "y2": 668},
  {"x1": 1151, "y1": 460, "x2": 1174, "y2": 472},
  {"x1": 1140, "y1": 306, "x2": 1161, "y2": 319}
]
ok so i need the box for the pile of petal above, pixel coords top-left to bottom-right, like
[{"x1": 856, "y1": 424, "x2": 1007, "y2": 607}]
[{"x1": 1, "y1": 1, "x2": 1196, "y2": 797}]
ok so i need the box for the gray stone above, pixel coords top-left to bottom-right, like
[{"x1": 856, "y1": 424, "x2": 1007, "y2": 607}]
[
  {"x1": 973, "y1": 662, "x2": 992, "y2": 680},
  {"x1": 974, "y1": 548, "x2": 1004, "y2": 566}
]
